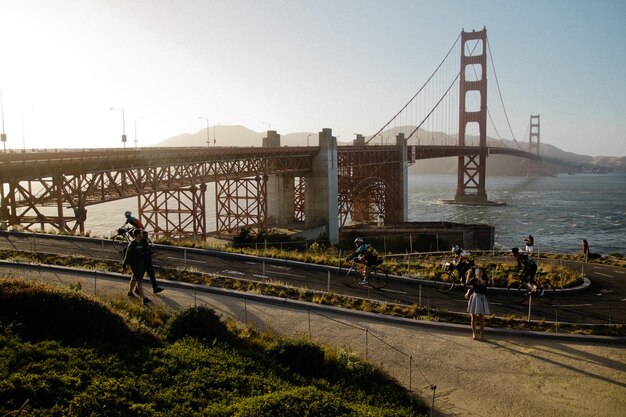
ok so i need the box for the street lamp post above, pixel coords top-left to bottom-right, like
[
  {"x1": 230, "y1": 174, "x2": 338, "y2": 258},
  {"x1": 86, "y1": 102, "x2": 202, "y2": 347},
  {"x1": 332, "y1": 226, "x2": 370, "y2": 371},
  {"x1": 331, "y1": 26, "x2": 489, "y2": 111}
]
[
  {"x1": 198, "y1": 116, "x2": 210, "y2": 147},
  {"x1": 134, "y1": 117, "x2": 143, "y2": 148},
  {"x1": 307, "y1": 134, "x2": 311, "y2": 147},
  {"x1": 110, "y1": 107, "x2": 127, "y2": 148},
  {"x1": 0, "y1": 90, "x2": 7, "y2": 153}
]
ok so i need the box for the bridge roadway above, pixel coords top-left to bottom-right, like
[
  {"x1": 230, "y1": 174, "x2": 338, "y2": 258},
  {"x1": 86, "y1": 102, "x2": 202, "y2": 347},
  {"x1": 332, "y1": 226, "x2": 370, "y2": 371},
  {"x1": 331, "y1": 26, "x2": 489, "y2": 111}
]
[
  {"x1": 0, "y1": 144, "x2": 537, "y2": 181},
  {"x1": 0, "y1": 231, "x2": 623, "y2": 327}
]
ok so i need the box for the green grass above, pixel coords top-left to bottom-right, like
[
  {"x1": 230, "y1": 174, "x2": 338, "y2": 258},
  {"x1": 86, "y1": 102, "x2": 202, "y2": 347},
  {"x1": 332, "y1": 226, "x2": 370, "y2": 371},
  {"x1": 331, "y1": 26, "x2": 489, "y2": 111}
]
[{"x1": 0, "y1": 279, "x2": 428, "y2": 417}]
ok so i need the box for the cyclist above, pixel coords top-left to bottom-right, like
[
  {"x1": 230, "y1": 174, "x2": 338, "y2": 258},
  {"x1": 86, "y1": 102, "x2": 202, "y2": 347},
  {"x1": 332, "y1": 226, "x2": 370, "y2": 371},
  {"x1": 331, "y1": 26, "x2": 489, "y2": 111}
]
[
  {"x1": 452, "y1": 244, "x2": 475, "y2": 283},
  {"x1": 120, "y1": 210, "x2": 144, "y2": 232},
  {"x1": 346, "y1": 237, "x2": 382, "y2": 285},
  {"x1": 511, "y1": 247, "x2": 542, "y2": 296}
]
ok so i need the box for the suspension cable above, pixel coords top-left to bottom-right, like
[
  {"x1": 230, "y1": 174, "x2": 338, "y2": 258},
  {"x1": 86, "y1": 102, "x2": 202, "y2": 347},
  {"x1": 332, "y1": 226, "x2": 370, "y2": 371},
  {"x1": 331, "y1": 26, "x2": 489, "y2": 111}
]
[
  {"x1": 406, "y1": 72, "x2": 460, "y2": 141},
  {"x1": 487, "y1": 36, "x2": 519, "y2": 147},
  {"x1": 365, "y1": 32, "x2": 462, "y2": 144}
]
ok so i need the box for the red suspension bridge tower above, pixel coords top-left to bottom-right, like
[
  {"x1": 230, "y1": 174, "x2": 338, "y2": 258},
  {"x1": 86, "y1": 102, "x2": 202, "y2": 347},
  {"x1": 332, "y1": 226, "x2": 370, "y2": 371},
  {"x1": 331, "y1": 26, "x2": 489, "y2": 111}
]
[{"x1": 454, "y1": 28, "x2": 493, "y2": 205}]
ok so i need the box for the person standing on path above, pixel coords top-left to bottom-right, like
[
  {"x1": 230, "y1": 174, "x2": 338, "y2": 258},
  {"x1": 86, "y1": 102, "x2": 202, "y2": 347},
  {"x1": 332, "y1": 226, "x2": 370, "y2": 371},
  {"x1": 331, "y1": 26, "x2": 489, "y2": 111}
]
[
  {"x1": 466, "y1": 267, "x2": 490, "y2": 341},
  {"x1": 122, "y1": 229, "x2": 153, "y2": 305}
]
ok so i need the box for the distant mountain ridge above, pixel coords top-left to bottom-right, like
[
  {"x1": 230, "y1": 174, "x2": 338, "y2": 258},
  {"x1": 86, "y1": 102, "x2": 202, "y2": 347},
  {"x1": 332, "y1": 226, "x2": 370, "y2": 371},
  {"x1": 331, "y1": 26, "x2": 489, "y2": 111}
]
[{"x1": 155, "y1": 125, "x2": 626, "y2": 174}]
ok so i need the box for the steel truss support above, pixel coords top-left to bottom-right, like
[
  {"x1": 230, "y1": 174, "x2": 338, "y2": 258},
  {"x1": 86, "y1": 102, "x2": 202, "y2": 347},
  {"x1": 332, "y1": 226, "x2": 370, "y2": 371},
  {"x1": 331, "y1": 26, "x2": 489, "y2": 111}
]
[
  {"x1": 140, "y1": 184, "x2": 207, "y2": 240},
  {"x1": 0, "y1": 175, "x2": 88, "y2": 234},
  {"x1": 455, "y1": 28, "x2": 488, "y2": 204},
  {"x1": 294, "y1": 176, "x2": 305, "y2": 222},
  {"x1": 337, "y1": 145, "x2": 401, "y2": 229},
  {"x1": 215, "y1": 176, "x2": 267, "y2": 236}
]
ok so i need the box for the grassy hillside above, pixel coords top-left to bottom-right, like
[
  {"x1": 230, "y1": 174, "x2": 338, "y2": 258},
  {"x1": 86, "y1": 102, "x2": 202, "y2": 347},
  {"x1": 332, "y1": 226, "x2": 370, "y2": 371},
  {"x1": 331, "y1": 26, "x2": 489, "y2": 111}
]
[{"x1": 0, "y1": 279, "x2": 428, "y2": 417}]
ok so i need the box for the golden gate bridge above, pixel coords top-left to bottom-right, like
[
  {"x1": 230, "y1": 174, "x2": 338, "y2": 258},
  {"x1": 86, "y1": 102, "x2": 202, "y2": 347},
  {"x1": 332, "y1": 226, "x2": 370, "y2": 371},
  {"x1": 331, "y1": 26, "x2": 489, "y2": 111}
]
[{"x1": 0, "y1": 28, "x2": 545, "y2": 244}]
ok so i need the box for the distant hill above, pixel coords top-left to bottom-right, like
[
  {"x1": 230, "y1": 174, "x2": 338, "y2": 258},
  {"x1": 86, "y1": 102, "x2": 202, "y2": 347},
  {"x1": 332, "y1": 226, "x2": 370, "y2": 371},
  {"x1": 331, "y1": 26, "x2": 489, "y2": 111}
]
[{"x1": 155, "y1": 125, "x2": 626, "y2": 174}]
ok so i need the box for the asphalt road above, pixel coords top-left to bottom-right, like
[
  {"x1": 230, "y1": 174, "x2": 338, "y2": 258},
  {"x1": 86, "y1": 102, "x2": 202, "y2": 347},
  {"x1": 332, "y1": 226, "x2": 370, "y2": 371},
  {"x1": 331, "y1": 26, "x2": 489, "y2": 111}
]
[{"x1": 1, "y1": 231, "x2": 624, "y2": 326}]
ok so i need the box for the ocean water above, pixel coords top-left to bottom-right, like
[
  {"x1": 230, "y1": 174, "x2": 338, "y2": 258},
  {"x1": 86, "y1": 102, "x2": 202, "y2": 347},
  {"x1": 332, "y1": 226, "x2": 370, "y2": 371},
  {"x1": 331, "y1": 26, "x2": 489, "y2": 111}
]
[
  {"x1": 85, "y1": 173, "x2": 626, "y2": 256},
  {"x1": 407, "y1": 173, "x2": 626, "y2": 255}
]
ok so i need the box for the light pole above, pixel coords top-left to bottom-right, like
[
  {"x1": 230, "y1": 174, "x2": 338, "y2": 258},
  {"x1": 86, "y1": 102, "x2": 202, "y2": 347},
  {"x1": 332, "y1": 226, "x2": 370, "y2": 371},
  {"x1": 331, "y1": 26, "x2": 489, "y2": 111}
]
[
  {"x1": 198, "y1": 116, "x2": 210, "y2": 147},
  {"x1": 307, "y1": 134, "x2": 311, "y2": 147},
  {"x1": 134, "y1": 117, "x2": 143, "y2": 148},
  {"x1": 110, "y1": 107, "x2": 127, "y2": 148},
  {"x1": 0, "y1": 90, "x2": 6, "y2": 153},
  {"x1": 213, "y1": 123, "x2": 219, "y2": 146},
  {"x1": 262, "y1": 121, "x2": 271, "y2": 132}
]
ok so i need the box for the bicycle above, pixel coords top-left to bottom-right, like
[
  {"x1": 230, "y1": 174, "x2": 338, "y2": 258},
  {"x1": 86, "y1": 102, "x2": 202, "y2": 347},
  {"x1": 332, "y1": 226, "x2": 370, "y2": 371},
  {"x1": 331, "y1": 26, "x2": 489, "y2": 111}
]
[
  {"x1": 341, "y1": 258, "x2": 389, "y2": 289},
  {"x1": 111, "y1": 227, "x2": 152, "y2": 255},
  {"x1": 433, "y1": 261, "x2": 468, "y2": 293},
  {"x1": 507, "y1": 271, "x2": 555, "y2": 304}
]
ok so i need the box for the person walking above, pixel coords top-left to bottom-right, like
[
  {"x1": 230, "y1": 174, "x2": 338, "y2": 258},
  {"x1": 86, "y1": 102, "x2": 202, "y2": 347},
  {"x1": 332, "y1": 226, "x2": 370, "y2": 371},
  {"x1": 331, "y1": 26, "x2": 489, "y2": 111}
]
[
  {"x1": 524, "y1": 235, "x2": 534, "y2": 253},
  {"x1": 141, "y1": 230, "x2": 164, "y2": 294},
  {"x1": 466, "y1": 267, "x2": 490, "y2": 341},
  {"x1": 122, "y1": 229, "x2": 153, "y2": 305}
]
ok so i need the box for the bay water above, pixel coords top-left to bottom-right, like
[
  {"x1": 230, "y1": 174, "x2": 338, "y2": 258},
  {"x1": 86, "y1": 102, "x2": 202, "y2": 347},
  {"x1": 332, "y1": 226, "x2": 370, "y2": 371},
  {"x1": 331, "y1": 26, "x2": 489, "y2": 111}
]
[
  {"x1": 85, "y1": 173, "x2": 626, "y2": 256},
  {"x1": 407, "y1": 173, "x2": 626, "y2": 255}
]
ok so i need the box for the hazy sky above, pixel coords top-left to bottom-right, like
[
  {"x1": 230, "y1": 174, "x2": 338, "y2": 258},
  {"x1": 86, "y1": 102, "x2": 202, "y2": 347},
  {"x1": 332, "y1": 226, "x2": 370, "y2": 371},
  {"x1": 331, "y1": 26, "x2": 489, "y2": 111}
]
[{"x1": 1, "y1": 0, "x2": 625, "y2": 157}]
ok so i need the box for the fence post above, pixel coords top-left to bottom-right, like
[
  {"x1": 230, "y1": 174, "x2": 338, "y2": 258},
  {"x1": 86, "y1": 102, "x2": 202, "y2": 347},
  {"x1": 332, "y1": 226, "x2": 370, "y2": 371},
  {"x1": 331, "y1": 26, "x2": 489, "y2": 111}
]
[
  {"x1": 308, "y1": 310, "x2": 311, "y2": 338},
  {"x1": 409, "y1": 233, "x2": 413, "y2": 253},
  {"x1": 418, "y1": 284, "x2": 422, "y2": 307},
  {"x1": 244, "y1": 298, "x2": 248, "y2": 324},
  {"x1": 365, "y1": 328, "x2": 369, "y2": 360},
  {"x1": 555, "y1": 305, "x2": 559, "y2": 333},
  {"x1": 430, "y1": 385, "x2": 437, "y2": 417},
  {"x1": 527, "y1": 294, "x2": 532, "y2": 322},
  {"x1": 338, "y1": 249, "x2": 342, "y2": 270},
  {"x1": 409, "y1": 355, "x2": 413, "y2": 392},
  {"x1": 183, "y1": 248, "x2": 187, "y2": 270},
  {"x1": 327, "y1": 271, "x2": 331, "y2": 293}
]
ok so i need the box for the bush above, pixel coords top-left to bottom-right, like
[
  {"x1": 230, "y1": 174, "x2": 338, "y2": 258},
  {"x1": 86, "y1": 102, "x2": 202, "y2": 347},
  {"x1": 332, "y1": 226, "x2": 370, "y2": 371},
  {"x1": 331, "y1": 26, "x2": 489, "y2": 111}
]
[
  {"x1": 265, "y1": 338, "x2": 325, "y2": 376},
  {"x1": 0, "y1": 280, "x2": 156, "y2": 351},
  {"x1": 232, "y1": 386, "x2": 351, "y2": 417},
  {"x1": 164, "y1": 306, "x2": 231, "y2": 343}
]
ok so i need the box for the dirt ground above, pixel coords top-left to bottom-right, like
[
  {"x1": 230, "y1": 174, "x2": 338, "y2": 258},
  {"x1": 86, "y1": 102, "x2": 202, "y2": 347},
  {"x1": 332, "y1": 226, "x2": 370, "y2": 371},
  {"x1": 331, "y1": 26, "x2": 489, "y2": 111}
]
[{"x1": 3, "y1": 266, "x2": 625, "y2": 417}]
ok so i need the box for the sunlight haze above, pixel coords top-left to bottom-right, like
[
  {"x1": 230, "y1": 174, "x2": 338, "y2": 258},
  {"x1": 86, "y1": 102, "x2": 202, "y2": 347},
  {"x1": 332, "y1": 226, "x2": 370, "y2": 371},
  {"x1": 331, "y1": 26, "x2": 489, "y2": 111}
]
[{"x1": 1, "y1": 0, "x2": 625, "y2": 157}]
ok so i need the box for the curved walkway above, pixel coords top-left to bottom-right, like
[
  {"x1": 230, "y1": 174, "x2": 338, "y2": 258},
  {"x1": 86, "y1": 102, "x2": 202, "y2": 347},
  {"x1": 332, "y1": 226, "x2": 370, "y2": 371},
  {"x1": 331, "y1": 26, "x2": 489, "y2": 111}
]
[{"x1": 1, "y1": 262, "x2": 625, "y2": 417}]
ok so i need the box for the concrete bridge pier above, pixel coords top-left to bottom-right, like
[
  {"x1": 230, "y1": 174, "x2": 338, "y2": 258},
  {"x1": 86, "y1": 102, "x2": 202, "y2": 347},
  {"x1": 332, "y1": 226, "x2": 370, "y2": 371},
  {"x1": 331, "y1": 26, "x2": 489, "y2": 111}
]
[
  {"x1": 265, "y1": 131, "x2": 297, "y2": 228},
  {"x1": 305, "y1": 128, "x2": 338, "y2": 245}
]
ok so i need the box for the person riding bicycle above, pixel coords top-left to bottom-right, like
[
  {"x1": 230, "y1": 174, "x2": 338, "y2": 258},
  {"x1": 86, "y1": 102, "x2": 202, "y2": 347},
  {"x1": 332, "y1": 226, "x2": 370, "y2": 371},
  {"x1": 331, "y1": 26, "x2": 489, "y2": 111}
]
[
  {"x1": 511, "y1": 247, "x2": 542, "y2": 296},
  {"x1": 119, "y1": 210, "x2": 144, "y2": 234},
  {"x1": 452, "y1": 244, "x2": 474, "y2": 283},
  {"x1": 346, "y1": 237, "x2": 382, "y2": 285}
]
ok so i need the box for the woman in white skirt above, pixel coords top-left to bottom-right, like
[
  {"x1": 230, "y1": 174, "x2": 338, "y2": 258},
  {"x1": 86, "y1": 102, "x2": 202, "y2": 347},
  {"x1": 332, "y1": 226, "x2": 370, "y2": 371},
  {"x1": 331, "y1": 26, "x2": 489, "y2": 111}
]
[{"x1": 466, "y1": 267, "x2": 490, "y2": 340}]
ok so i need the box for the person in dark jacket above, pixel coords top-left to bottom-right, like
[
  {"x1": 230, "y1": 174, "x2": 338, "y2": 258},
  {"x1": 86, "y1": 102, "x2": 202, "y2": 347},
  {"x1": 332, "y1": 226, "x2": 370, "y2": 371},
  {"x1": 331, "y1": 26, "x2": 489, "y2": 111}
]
[{"x1": 122, "y1": 229, "x2": 154, "y2": 305}]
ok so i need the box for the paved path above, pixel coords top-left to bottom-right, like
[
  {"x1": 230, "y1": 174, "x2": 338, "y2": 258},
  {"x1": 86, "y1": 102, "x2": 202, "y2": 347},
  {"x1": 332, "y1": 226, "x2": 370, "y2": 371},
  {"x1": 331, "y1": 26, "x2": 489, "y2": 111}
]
[{"x1": 1, "y1": 263, "x2": 625, "y2": 417}]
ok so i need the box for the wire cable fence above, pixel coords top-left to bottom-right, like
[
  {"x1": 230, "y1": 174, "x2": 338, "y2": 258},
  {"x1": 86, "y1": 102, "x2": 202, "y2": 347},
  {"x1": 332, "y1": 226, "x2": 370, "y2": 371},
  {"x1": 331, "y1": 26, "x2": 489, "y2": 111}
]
[
  {"x1": 2, "y1": 231, "x2": 624, "y2": 331},
  {"x1": 8, "y1": 263, "x2": 441, "y2": 415}
]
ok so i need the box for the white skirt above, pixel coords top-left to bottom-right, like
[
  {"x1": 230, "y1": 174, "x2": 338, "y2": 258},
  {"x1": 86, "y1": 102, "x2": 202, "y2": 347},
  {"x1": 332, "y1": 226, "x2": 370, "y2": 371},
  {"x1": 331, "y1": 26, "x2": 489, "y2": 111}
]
[{"x1": 467, "y1": 293, "x2": 490, "y2": 315}]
